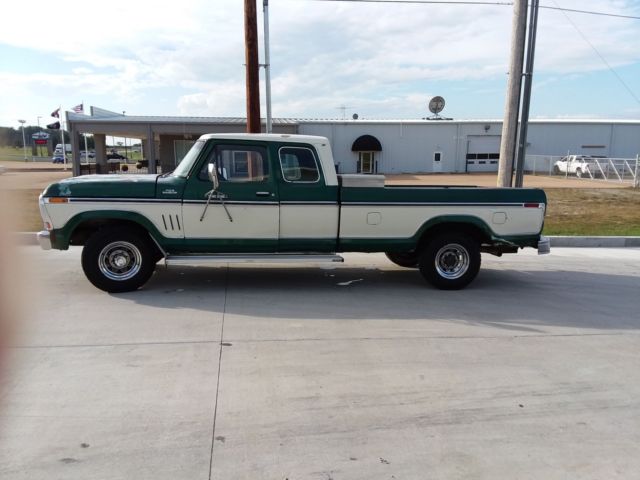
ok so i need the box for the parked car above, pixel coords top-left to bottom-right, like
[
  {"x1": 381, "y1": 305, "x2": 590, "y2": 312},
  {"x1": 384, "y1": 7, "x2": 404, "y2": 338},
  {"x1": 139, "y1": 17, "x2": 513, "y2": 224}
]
[
  {"x1": 51, "y1": 154, "x2": 66, "y2": 164},
  {"x1": 37, "y1": 133, "x2": 549, "y2": 293},
  {"x1": 553, "y1": 155, "x2": 600, "y2": 178},
  {"x1": 107, "y1": 151, "x2": 127, "y2": 161},
  {"x1": 80, "y1": 151, "x2": 96, "y2": 159}
]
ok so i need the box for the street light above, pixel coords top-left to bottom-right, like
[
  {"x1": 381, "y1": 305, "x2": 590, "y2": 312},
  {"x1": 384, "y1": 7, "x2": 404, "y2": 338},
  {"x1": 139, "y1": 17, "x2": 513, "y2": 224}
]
[{"x1": 18, "y1": 119, "x2": 27, "y2": 161}]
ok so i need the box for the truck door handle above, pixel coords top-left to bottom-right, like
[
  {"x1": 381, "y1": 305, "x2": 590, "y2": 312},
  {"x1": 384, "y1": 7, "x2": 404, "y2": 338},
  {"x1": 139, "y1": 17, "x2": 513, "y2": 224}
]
[{"x1": 255, "y1": 191, "x2": 271, "y2": 197}]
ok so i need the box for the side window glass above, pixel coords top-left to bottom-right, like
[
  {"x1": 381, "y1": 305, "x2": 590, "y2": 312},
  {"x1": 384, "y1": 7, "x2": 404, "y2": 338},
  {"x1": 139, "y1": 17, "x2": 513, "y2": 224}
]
[
  {"x1": 279, "y1": 147, "x2": 320, "y2": 182},
  {"x1": 200, "y1": 145, "x2": 269, "y2": 183}
]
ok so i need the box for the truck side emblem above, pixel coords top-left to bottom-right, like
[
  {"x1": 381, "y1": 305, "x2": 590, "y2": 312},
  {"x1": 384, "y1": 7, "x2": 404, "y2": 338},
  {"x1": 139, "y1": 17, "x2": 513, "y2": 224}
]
[{"x1": 162, "y1": 189, "x2": 178, "y2": 195}]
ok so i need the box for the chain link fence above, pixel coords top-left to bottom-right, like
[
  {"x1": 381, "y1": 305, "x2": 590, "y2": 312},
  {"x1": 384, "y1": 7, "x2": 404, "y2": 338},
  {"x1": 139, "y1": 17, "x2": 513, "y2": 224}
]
[{"x1": 525, "y1": 154, "x2": 640, "y2": 187}]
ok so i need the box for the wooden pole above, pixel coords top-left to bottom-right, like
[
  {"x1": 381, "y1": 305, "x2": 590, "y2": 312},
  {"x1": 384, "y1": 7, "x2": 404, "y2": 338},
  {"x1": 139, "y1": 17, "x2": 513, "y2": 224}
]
[
  {"x1": 244, "y1": 0, "x2": 261, "y2": 133},
  {"x1": 497, "y1": 0, "x2": 527, "y2": 187}
]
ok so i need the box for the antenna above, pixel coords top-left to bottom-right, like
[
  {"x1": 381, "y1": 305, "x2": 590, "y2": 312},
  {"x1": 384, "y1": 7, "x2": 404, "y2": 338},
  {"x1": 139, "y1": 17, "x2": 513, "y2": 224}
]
[{"x1": 336, "y1": 104, "x2": 353, "y2": 120}]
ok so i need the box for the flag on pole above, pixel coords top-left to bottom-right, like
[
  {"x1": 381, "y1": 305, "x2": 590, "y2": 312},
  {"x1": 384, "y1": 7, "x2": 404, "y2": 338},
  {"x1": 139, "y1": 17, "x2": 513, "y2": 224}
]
[
  {"x1": 47, "y1": 121, "x2": 60, "y2": 130},
  {"x1": 72, "y1": 103, "x2": 84, "y2": 114},
  {"x1": 51, "y1": 108, "x2": 60, "y2": 118}
]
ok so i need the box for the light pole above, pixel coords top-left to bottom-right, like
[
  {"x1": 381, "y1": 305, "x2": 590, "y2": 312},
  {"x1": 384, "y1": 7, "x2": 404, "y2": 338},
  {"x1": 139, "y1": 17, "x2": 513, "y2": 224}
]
[
  {"x1": 263, "y1": 0, "x2": 273, "y2": 133},
  {"x1": 18, "y1": 119, "x2": 27, "y2": 161},
  {"x1": 37, "y1": 117, "x2": 42, "y2": 157}
]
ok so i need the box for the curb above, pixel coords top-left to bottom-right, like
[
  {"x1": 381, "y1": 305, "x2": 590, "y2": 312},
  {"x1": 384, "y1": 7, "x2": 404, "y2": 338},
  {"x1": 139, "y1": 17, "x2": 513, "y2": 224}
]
[
  {"x1": 549, "y1": 236, "x2": 640, "y2": 248},
  {"x1": 10, "y1": 232, "x2": 640, "y2": 249}
]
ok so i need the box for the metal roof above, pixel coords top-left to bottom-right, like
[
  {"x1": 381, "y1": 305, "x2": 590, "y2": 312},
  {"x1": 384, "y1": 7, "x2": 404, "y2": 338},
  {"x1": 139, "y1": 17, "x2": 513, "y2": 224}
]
[
  {"x1": 67, "y1": 110, "x2": 640, "y2": 126},
  {"x1": 67, "y1": 112, "x2": 299, "y2": 125}
]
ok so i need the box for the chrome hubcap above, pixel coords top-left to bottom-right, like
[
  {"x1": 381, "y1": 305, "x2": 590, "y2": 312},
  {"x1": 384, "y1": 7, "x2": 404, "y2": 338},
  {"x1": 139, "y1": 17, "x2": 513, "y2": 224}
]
[
  {"x1": 98, "y1": 241, "x2": 142, "y2": 281},
  {"x1": 435, "y1": 243, "x2": 470, "y2": 280}
]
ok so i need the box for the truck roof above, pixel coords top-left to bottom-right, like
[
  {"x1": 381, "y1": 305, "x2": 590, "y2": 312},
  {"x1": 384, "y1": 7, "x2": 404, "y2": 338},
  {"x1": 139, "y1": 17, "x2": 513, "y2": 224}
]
[{"x1": 198, "y1": 133, "x2": 330, "y2": 144}]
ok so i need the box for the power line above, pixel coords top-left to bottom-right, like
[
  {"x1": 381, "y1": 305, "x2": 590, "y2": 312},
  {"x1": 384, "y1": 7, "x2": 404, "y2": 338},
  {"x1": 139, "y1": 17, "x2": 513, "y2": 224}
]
[
  {"x1": 306, "y1": 0, "x2": 640, "y2": 20},
  {"x1": 540, "y1": 6, "x2": 640, "y2": 21},
  {"x1": 549, "y1": 0, "x2": 640, "y2": 105}
]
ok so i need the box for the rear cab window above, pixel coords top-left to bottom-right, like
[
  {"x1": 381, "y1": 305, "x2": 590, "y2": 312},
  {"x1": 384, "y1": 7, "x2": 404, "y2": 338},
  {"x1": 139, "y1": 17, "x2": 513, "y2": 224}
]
[{"x1": 279, "y1": 147, "x2": 320, "y2": 183}]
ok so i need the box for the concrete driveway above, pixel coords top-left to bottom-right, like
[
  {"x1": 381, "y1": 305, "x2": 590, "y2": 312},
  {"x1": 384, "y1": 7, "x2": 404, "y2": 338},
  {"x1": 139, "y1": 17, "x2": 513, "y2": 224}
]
[{"x1": 1, "y1": 247, "x2": 640, "y2": 479}]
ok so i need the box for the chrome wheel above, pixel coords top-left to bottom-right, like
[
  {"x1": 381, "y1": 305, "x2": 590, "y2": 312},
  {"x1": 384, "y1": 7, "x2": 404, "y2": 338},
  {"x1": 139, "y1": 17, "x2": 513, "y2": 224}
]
[
  {"x1": 98, "y1": 241, "x2": 143, "y2": 281},
  {"x1": 434, "y1": 243, "x2": 470, "y2": 280}
]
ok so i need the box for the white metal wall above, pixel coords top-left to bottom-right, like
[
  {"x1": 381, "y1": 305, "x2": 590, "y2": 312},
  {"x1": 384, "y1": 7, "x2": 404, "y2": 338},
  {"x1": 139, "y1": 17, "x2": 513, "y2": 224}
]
[{"x1": 299, "y1": 121, "x2": 640, "y2": 174}]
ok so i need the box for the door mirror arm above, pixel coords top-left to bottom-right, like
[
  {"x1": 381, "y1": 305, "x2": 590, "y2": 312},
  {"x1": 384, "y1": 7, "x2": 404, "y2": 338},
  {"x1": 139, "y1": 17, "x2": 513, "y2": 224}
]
[{"x1": 200, "y1": 162, "x2": 233, "y2": 223}]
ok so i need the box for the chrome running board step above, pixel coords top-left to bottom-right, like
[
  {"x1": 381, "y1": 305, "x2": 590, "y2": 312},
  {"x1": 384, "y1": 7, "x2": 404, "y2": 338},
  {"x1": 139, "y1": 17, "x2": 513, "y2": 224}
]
[{"x1": 165, "y1": 253, "x2": 344, "y2": 266}]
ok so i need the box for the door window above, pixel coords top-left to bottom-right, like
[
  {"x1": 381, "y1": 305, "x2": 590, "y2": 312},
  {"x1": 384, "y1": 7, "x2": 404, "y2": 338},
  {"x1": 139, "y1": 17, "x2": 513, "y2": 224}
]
[
  {"x1": 200, "y1": 144, "x2": 269, "y2": 183},
  {"x1": 279, "y1": 147, "x2": 320, "y2": 182}
]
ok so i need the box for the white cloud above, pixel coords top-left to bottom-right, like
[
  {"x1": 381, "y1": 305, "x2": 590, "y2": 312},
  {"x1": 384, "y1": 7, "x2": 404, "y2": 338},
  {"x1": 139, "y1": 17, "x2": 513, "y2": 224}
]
[{"x1": 0, "y1": 0, "x2": 639, "y2": 124}]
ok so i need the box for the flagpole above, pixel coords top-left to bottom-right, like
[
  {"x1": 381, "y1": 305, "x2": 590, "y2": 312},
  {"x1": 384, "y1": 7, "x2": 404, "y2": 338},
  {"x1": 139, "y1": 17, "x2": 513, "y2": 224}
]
[{"x1": 60, "y1": 105, "x2": 67, "y2": 171}]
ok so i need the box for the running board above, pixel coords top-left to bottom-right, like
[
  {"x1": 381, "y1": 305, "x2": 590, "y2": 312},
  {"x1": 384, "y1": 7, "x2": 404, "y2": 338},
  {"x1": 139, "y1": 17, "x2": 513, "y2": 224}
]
[{"x1": 165, "y1": 253, "x2": 344, "y2": 266}]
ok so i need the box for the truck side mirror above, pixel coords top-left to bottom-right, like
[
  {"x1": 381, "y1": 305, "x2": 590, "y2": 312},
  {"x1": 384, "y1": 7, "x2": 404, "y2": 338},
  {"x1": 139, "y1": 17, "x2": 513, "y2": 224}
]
[{"x1": 208, "y1": 162, "x2": 219, "y2": 192}]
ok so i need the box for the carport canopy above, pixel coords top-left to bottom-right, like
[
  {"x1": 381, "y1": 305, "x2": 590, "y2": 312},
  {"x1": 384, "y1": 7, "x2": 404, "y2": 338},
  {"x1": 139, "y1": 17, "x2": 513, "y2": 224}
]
[{"x1": 351, "y1": 134, "x2": 382, "y2": 152}]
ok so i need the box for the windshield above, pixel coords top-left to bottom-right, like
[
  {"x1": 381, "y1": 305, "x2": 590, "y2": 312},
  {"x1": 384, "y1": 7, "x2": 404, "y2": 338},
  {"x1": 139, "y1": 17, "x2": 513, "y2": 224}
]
[{"x1": 171, "y1": 140, "x2": 206, "y2": 178}]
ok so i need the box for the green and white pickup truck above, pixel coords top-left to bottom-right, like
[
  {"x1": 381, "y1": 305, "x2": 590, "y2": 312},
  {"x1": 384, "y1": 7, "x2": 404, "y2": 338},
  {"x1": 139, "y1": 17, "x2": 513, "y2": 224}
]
[{"x1": 38, "y1": 133, "x2": 549, "y2": 292}]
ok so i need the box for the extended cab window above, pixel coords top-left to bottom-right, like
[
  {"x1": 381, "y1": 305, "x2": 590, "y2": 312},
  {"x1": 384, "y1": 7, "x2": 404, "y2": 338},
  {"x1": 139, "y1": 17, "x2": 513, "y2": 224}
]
[
  {"x1": 279, "y1": 147, "x2": 320, "y2": 182},
  {"x1": 200, "y1": 144, "x2": 269, "y2": 183}
]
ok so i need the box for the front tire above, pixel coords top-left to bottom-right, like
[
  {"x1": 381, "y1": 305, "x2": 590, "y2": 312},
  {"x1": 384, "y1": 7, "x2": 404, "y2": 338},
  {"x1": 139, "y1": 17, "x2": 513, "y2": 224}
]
[
  {"x1": 81, "y1": 228, "x2": 156, "y2": 293},
  {"x1": 418, "y1": 234, "x2": 481, "y2": 290},
  {"x1": 385, "y1": 251, "x2": 419, "y2": 268},
  {"x1": 575, "y1": 168, "x2": 583, "y2": 178}
]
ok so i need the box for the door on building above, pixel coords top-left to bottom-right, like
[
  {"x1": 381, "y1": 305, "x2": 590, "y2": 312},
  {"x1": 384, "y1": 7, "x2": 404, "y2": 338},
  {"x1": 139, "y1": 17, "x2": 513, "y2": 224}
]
[
  {"x1": 358, "y1": 151, "x2": 375, "y2": 174},
  {"x1": 181, "y1": 142, "x2": 280, "y2": 251},
  {"x1": 433, "y1": 152, "x2": 443, "y2": 173},
  {"x1": 466, "y1": 135, "x2": 501, "y2": 172}
]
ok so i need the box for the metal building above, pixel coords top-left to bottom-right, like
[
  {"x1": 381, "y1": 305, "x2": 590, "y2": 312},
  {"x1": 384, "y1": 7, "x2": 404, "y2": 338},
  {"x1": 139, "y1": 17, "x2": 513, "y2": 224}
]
[
  {"x1": 66, "y1": 108, "x2": 639, "y2": 175},
  {"x1": 299, "y1": 119, "x2": 640, "y2": 174}
]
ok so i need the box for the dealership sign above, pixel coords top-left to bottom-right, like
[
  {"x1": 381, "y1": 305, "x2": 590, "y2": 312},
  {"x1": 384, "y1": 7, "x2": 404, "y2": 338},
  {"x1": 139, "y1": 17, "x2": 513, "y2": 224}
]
[{"x1": 32, "y1": 131, "x2": 50, "y2": 145}]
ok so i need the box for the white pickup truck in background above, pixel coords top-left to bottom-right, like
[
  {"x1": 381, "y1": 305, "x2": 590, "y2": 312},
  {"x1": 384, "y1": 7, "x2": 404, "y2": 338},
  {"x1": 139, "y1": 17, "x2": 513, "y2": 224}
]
[{"x1": 553, "y1": 155, "x2": 603, "y2": 178}]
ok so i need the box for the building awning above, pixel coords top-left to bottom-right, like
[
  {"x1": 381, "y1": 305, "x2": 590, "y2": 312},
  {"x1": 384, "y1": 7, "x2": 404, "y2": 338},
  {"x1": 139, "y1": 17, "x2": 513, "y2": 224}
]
[{"x1": 351, "y1": 134, "x2": 382, "y2": 152}]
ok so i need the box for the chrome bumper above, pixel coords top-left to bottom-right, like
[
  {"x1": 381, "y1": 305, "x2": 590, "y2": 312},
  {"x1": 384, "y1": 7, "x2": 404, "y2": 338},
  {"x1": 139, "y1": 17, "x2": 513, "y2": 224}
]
[
  {"x1": 538, "y1": 236, "x2": 551, "y2": 255},
  {"x1": 37, "y1": 230, "x2": 52, "y2": 250}
]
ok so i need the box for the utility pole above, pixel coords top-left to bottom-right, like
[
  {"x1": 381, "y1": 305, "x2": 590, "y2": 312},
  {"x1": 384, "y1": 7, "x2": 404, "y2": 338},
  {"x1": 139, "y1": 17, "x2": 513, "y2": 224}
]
[
  {"x1": 497, "y1": 0, "x2": 527, "y2": 187},
  {"x1": 514, "y1": 0, "x2": 540, "y2": 187},
  {"x1": 263, "y1": 0, "x2": 273, "y2": 133},
  {"x1": 244, "y1": 0, "x2": 261, "y2": 133}
]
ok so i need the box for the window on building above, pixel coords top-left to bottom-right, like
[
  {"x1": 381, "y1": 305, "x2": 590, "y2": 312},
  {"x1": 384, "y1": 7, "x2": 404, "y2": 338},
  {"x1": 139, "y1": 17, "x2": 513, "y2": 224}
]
[
  {"x1": 200, "y1": 144, "x2": 269, "y2": 183},
  {"x1": 279, "y1": 147, "x2": 320, "y2": 182}
]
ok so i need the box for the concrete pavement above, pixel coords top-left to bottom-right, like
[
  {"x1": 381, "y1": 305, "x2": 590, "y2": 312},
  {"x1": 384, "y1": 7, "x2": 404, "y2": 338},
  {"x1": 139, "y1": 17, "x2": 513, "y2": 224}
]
[{"x1": 1, "y1": 247, "x2": 640, "y2": 479}]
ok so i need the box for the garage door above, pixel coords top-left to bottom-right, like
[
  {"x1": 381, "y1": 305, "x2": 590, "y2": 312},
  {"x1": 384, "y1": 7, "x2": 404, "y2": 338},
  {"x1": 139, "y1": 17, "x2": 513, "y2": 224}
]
[{"x1": 466, "y1": 135, "x2": 501, "y2": 172}]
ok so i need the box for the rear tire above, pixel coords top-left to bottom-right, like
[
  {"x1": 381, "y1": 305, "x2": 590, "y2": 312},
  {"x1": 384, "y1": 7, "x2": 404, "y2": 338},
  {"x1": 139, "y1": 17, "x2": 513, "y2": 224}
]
[
  {"x1": 418, "y1": 233, "x2": 481, "y2": 290},
  {"x1": 81, "y1": 228, "x2": 156, "y2": 293},
  {"x1": 385, "y1": 251, "x2": 419, "y2": 268},
  {"x1": 575, "y1": 168, "x2": 583, "y2": 178}
]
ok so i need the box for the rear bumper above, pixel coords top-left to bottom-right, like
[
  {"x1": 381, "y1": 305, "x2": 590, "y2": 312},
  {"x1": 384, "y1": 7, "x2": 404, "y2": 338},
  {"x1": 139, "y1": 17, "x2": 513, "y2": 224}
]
[
  {"x1": 37, "y1": 230, "x2": 52, "y2": 250},
  {"x1": 538, "y1": 236, "x2": 551, "y2": 255}
]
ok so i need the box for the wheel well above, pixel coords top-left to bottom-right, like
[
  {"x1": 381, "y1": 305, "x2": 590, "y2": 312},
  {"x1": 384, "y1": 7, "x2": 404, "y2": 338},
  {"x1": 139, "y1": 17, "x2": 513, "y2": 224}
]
[
  {"x1": 416, "y1": 222, "x2": 491, "y2": 252},
  {"x1": 70, "y1": 219, "x2": 156, "y2": 247}
]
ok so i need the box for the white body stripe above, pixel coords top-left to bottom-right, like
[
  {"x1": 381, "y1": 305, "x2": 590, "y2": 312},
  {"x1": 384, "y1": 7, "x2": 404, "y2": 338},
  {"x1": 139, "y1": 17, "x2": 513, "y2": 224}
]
[
  {"x1": 43, "y1": 199, "x2": 543, "y2": 243},
  {"x1": 43, "y1": 201, "x2": 184, "y2": 239},
  {"x1": 181, "y1": 203, "x2": 279, "y2": 239},
  {"x1": 279, "y1": 205, "x2": 339, "y2": 239},
  {"x1": 339, "y1": 205, "x2": 545, "y2": 238}
]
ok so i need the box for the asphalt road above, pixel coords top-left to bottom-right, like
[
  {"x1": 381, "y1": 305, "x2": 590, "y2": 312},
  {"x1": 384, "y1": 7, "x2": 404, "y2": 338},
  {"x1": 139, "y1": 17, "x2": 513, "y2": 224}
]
[{"x1": 1, "y1": 247, "x2": 640, "y2": 479}]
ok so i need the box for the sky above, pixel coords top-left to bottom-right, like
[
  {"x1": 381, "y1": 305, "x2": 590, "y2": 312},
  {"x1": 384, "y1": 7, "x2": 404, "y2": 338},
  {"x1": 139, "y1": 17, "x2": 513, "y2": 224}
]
[{"x1": 0, "y1": 0, "x2": 639, "y2": 129}]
